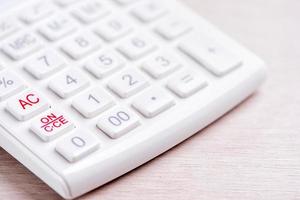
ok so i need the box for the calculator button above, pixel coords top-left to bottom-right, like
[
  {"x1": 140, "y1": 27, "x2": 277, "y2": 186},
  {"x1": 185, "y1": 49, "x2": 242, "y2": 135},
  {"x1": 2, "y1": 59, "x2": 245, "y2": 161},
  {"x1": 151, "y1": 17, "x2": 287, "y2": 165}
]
[
  {"x1": 72, "y1": 87, "x2": 115, "y2": 118},
  {"x1": 132, "y1": 87, "x2": 175, "y2": 118},
  {"x1": 0, "y1": 18, "x2": 20, "y2": 40},
  {"x1": 56, "y1": 130, "x2": 99, "y2": 162},
  {"x1": 2, "y1": 33, "x2": 43, "y2": 60},
  {"x1": 49, "y1": 69, "x2": 89, "y2": 99},
  {"x1": 95, "y1": 16, "x2": 133, "y2": 42},
  {"x1": 131, "y1": 1, "x2": 167, "y2": 23},
  {"x1": 97, "y1": 106, "x2": 140, "y2": 139},
  {"x1": 117, "y1": 34, "x2": 157, "y2": 60},
  {"x1": 24, "y1": 50, "x2": 66, "y2": 80},
  {"x1": 167, "y1": 72, "x2": 208, "y2": 98},
  {"x1": 31, "y1": 110, "x2": 75, "y2": 142},
  {"x1": 179, "y1": 36, "x2": 243, "y2": 76},
  {"x1": 19, "y1": 2, "x2": 55, "y2": 24},
  {"x1": 85, "y1": 50, "x2": 125, "y2": 79},
  {"x1": 142, "y1": 53, "x2": 181, "y2": 79},
  {"x1": 155, "y1": 17, "x2": 192, "y2": 40},
  {"x1": 54, "y1": 0, "x2": 82, "y2": 7},
  {"x1": 108, "y1": 69, "x2": 149, "y2": 98},
  {"x1": 38, "y1": 16, "x2": 76, "y2": 41},
  {"x1": 72, "y1": 0, "x2": 110, "y2": 24},
  {"x1": 61, "y1": 32, "x2": 101, "y2": 60},
  {"x1": 6, "y1": 90, "x2": 50, "y2": 121},
  {"x1": 0, "y1": 70, "x2": 26, "y2": 101}
]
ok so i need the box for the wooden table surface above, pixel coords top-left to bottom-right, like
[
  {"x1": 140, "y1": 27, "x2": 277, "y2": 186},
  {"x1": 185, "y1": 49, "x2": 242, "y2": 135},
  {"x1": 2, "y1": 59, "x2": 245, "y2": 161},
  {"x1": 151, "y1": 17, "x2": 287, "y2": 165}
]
[{"x1": 1, "y1": 0, "x2": 300, "y2": 199}]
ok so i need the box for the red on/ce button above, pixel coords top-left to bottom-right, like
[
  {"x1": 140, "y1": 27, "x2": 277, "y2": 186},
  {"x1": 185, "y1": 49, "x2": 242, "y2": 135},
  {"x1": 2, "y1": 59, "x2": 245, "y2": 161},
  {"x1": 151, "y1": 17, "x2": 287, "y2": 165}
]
[{"x1": 31, "y1": 110, "x2": 75, "y2": 142}]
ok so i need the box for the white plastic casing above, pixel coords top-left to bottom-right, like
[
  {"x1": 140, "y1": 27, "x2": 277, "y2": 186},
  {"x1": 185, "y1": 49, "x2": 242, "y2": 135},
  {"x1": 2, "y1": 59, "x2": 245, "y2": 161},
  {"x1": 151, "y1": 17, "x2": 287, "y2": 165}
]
[{"x1": 0, "y1": 0, "x2": 266, "y2": 199}]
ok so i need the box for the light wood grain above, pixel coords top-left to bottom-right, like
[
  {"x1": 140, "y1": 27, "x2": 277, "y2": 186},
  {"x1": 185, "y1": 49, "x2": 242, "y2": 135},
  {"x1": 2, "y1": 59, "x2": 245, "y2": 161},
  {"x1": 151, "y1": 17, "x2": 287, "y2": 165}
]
[{"x1": 1, "y1": 0, "x2": 300, "y2": 199}]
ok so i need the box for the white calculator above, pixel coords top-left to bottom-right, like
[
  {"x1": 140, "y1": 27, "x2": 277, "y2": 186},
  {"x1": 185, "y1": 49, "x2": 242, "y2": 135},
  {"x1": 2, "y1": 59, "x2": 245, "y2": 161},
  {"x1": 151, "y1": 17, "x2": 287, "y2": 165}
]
[{"x1": 0, "y1": 0, "x2": 266, "y2": 198}]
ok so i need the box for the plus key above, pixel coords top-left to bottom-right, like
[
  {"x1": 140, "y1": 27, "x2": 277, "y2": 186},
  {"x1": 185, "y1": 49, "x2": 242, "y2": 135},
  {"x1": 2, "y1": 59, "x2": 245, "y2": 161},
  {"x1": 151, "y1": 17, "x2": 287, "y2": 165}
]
[{"x1": 6, "y1": 90, "x2": 50, "y2": 121}]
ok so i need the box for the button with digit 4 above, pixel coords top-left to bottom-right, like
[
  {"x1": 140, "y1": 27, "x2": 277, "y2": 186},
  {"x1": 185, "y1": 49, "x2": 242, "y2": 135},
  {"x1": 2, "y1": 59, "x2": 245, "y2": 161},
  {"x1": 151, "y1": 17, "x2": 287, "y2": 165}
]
[
  {"x1": 56, "y1": 130, "x2": 100, "y2": 163},
  {"x1": 49, "y1": 69, "x2": 90, "y2": 99},
  {"x1": 97, "y1": 106, "x2": 140, "y2": 139}
]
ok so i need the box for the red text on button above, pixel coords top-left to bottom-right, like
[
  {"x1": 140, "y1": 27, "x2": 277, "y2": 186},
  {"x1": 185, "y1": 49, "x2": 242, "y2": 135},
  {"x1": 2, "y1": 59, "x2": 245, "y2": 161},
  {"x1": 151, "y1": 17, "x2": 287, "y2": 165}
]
[
  {"x1": 19, "y1": 93, "x2": 40, "y2": 110},
  {"x1": 40, "y1": 113, "x2": 69, "y2": 133}
]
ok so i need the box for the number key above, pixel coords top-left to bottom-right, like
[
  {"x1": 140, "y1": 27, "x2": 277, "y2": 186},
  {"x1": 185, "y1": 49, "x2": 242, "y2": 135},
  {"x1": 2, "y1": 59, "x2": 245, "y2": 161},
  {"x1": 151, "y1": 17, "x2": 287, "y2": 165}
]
[
  {"x1": 49, "y1": 69, "x2": 89, "y2": 99},
  {"x1": 72, "y1": 87, "x2": 115, "y2": 118},
  {"x1": 95, "y1": 16, "x2": 133, "y2": 42},
  {"x1": 24, "y1": 50, "x2": 66, "y2": 79},
  {"x1": 85, "y1": 50, "x2": 124, "y2": 79},
  {"x1": 142, "y1": 52, "x2": 181, "y2": 79},
  {"x1": 56, "y1": 130, "x2": 99, "y2": 162},
  {"x1": 61, "y1": 32, "x2": 101, "y2": 60},
  {"x1": 117, "y1": 34, "x2": 157, "y2": 60},
  {"x1": 97, "y1": 106, "x2": 140, "y2": 139},
  {"x1": 108, "y1": 69, "x2": 149, "y2": 98}
]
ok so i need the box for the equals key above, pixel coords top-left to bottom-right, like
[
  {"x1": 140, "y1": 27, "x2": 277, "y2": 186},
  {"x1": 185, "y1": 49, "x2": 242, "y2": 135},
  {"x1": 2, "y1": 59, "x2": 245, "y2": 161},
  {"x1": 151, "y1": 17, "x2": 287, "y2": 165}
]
[{"x1": 167, "y1": 72, "x2": 208, "y2": 98}]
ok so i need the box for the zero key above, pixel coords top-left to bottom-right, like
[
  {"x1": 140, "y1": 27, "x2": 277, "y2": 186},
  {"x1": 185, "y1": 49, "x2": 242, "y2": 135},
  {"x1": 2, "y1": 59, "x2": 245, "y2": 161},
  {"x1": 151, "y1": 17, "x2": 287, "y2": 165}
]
[{"x1": 6, "y1": 90, "x2": 50, "y2": 121}]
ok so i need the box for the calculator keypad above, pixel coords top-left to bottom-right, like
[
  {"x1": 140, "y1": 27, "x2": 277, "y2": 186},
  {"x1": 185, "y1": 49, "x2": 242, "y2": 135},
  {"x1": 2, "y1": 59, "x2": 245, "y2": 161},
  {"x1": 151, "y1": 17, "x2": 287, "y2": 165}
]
[{"x1": 0, "y1": 0, "x2": 244, "y2": 164}]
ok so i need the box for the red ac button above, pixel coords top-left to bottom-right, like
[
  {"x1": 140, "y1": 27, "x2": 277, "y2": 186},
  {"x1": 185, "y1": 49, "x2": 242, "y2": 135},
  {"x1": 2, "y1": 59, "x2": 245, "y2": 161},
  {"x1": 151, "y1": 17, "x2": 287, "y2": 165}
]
[{"x1": 6, "y1": 90, "x2": 49, "y2": 121}]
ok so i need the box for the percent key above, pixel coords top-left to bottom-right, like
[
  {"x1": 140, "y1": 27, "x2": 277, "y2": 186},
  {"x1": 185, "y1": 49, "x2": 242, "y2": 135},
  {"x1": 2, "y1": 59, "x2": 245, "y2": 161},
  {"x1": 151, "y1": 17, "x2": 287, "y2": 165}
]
[{"x1": 0, "y1": 70, "x2": 26, "y2": 101}]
